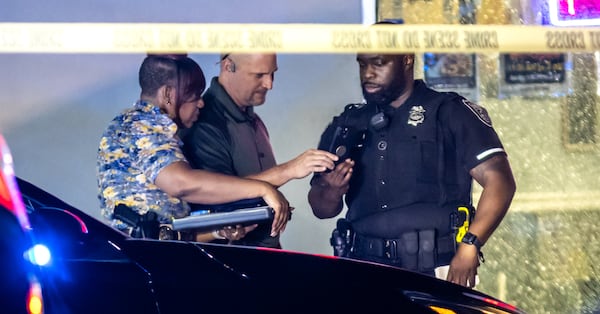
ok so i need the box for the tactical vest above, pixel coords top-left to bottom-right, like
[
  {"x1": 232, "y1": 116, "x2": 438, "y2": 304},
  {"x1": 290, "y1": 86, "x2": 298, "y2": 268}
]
[{"x1": 336, "y1": 88, "x2": 470, "y2": 237}]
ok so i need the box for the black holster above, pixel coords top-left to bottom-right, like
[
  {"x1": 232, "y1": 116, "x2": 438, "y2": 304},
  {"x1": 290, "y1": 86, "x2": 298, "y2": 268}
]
[
  {"x1": 113, "y1": 204, "x2": 160, "y2": 239},
  {"x1": 449, "y1": 205, "x2": 476, "y2": 247},
  {"x1": 330, "y1": 218, "x2": 354, "y2": 257}
]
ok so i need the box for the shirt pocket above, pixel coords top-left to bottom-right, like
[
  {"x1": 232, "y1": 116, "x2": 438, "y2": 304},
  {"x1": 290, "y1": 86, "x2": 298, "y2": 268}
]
[{"x1": 417, "y1": 140, "x2": 438, "y2": 184}]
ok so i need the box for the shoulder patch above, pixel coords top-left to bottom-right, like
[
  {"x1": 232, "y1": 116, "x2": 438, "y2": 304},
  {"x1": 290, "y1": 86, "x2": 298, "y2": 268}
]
[{"x1": 461, "y1": 99, "x2": 492, "y2": 127}]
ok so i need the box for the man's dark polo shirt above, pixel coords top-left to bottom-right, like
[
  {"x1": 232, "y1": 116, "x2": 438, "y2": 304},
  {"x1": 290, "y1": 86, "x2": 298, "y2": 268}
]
[{"x1": 182, "y1": 77, "x2": 279, "y2": 248}]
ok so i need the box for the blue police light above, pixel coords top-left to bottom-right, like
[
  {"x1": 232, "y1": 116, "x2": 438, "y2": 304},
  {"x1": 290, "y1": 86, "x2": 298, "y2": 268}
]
[
  {"x1": 24, "y1": 244, "x2": 52, "y2": 266},
  {"x1": 549, "y1": 0, "x2": 600, "y2": 26}
]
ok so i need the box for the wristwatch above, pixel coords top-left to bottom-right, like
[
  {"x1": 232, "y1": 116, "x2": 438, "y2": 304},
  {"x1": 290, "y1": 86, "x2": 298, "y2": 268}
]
[{"x1": 461, "y1": 232, "x2": 483, "y2": 251}]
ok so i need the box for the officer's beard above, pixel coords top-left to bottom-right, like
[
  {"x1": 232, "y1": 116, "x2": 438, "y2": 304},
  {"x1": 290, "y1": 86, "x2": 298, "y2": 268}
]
[{"x1": 362, "y1": 85, "x2": 403, "y2": 108}]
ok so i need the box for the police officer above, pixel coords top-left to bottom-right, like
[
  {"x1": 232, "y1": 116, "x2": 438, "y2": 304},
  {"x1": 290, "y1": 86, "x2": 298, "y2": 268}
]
[{"x1": 308, "y1": 21, "x2": 516, "y2": 288}]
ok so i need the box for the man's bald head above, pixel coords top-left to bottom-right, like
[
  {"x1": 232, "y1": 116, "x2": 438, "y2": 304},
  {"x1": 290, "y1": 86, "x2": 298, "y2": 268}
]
[{"x1": 218, "y1": 53, "x2": 278, "y2": 108}]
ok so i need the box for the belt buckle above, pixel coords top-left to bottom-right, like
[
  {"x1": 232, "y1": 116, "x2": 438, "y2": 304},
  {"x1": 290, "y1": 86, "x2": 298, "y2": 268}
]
[{"x1": 384, "y1": 239, "x2": 397, "y2": 259}]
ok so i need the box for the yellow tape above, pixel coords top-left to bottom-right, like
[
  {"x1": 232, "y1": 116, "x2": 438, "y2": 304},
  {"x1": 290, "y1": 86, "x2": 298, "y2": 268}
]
[{"x1": 0, "y1": 23, "x2": 600, "y2": 53}]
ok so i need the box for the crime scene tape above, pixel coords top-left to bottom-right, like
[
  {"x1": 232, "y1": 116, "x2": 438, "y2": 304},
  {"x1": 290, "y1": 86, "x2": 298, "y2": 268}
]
[{"x1": 0, "y1": 23, "x2": 599, "y2": 54}]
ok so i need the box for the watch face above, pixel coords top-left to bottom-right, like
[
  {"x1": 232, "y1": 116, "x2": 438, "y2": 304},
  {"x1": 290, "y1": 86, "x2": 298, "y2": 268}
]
[
  {"x1": 462, "y1": 232, "x2": 475, "y2": 244},
  {"x1": 461, "y1": 232, "x2": 481, "y2": 250}
]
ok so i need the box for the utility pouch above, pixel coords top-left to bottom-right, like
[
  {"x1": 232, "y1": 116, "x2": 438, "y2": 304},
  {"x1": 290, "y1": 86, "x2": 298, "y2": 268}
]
[
  {"x1": 330, "y1": 218, "x2": 354, "y2": 257},
  {"x1": 113, "y1": 204, "x2": 160, "y2": 239},
  {"x1": 399, "y1": 231, "x2": 419, "y2": 271},
  {"x1": 418, "y1": 229, "x2": 436, "y2": 272}
]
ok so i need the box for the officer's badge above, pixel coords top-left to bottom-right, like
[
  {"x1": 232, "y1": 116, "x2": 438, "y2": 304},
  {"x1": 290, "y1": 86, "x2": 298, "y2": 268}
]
[
  {"x1": 461, "y1": 99, "x2": 492, "y2": 127},
  {"x1": 408, "y1": 106, "x2": 426, "y2": 126}
]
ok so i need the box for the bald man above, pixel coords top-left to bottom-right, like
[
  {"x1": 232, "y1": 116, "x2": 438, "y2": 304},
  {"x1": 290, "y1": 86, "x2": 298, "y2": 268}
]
[{"x1": 182, "y1": 53, "x2": 338, "y2": 248}]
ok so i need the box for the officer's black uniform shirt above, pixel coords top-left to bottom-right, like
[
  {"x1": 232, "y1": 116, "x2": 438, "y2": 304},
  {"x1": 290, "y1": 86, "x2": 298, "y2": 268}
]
[
  {"x1": 182, "y1": 77, "x2": 279, "y2": 248},
  {"x1": 314, "y1": 80, "x2": 506, "y2": 238}
]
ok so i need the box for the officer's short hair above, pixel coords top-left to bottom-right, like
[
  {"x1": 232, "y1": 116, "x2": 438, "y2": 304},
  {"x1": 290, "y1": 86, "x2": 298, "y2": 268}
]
[{"x1": 139, "y1": 56, "x2": 178, "y2": 97}]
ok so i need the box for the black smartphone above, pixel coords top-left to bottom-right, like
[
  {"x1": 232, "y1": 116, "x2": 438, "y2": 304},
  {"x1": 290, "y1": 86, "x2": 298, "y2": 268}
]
[{"x1": 327, "y1": 125, "x2": 365, "y2": 166}]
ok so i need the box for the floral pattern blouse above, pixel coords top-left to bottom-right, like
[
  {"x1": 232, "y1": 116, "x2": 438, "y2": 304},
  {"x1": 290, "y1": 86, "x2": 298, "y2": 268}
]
[{"x1": 97, "y1": 101, "x2": 190, "y2": 228}]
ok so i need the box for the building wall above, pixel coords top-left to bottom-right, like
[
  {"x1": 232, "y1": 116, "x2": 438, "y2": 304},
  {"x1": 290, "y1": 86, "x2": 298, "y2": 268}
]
[
  {"x1": 382, "y1": 1, "x2": 600, "y2": 313},
  {"x1": 2, "y1": 1, "x2": 600, "y2": 312},
  {"x1": 0, "y1": 0, "x2": 363, "y2": 257}
]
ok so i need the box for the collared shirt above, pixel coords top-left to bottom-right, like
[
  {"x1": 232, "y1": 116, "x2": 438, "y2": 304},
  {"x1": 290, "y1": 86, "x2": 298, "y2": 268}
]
[
  {"x1": 97, "y1": 100, "x2": 190, "y2": 228},
  {"x1": 182, "y1": 77, "x2": 279, "y2": 248},
  {"x1": 182, "y1": 77, "x2": 276, "y2": 176},
  {"x1": 314, "y1": 80, "x2": 506, "y2": 237}
]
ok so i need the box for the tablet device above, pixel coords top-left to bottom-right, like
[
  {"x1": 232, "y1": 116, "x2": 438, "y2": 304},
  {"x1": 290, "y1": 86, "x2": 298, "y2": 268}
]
[{"x1": 171, "y1": 206, "x2": 274, "y2": 232}]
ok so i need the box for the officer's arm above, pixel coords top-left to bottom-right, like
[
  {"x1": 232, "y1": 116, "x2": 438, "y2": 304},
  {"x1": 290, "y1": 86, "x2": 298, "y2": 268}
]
[
  {"x1": 467, "y1": 154, "x2": 516, "y2": 245},
  {"x1": 308, "y1": 159, "x2": 354, "y2": 219},
  {"x1": 448, "y1": 154, "x2": 515, "y2": 287},
  {"x1": 308, "y1": 113, "x2": 355, "y2": 219},
  {"x1": 308, "y1": 177, "x2": 345, "y2": 219}
]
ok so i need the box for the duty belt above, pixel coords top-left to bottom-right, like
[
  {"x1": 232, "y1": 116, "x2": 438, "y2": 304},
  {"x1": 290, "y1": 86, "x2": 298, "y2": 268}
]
[{"x1": 351, "y1": 231, "x2": 455, "y2": 271}]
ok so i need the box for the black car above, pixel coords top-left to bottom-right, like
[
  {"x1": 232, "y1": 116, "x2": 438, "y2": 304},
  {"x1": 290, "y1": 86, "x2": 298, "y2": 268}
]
[
  {"x1": 2, "y1": 141, "x2": 525, "y2": 314},
  {"x1": 12, "y1": 175, "x2": 527, "y2": 314}
]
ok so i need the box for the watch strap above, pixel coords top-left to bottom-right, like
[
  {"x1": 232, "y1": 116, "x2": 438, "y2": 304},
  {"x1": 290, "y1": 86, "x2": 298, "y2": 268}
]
[{"x1": 461, "y1": 231, "x2": 483, "y2": 250}]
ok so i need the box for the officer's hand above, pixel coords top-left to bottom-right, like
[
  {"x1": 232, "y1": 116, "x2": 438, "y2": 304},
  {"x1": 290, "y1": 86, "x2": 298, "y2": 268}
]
[
  {"x1": 260, "y1": 186, "x2": 291, "y2": 237},
  {"x1": 321, "y1": 159, "x2": 354, "y2": 192},
  {"x1": 446, "y1": 244, "x2": 480, "y2": 288},
  {"x1": 285, "y1": 149, "x2": 339, "y2": 179}
]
